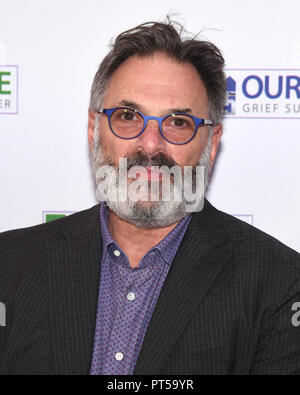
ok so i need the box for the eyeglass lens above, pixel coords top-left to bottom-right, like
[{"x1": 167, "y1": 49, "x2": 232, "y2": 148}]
[{"x1": 109, "y1": 108, "x2": 196, "y2": 144}]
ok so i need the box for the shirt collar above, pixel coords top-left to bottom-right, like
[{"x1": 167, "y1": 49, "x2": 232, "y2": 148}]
[
  {"x1": 99, "y1": 202, "x2": 192, "y2": 265},
  {"x1": 100, "y1": 201, "x2": 115, "y2": 250}
]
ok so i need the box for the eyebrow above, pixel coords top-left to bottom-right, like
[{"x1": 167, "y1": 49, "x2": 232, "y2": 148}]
[{"x1": 118, "y1": 99, "x2": 192, "y2": 115}]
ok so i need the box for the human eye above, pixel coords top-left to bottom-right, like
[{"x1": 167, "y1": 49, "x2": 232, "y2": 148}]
[
  {"x1": 167, "y1": 115, "x2": 193, "y2": 129},
  {"x1": 172, "y1": 117, "x2": 188, "y2": 127},
  {"x1": 115, "y1": 108, "x2": 139, "y2": 122}
]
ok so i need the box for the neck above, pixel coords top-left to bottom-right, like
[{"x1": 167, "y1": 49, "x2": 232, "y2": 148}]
[{"x1": 108, "y1": 209, "x2": 179, "y2": 268}]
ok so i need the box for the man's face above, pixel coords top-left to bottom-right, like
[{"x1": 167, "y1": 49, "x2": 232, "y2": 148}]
[{"x1": 88, "y1": 52, "x2": 222, "y2": 227}]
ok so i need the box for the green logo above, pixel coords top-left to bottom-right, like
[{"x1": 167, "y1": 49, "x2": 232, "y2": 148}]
[
  {"x1": 0, "y1": 66, "x2": 18, "y2": 114},
  {"x1": 43, "y1": 211, "x2": 74, "y2": 223},
  {"x1": 0, "y1": 71, "x2": 11, "y2": 94},
  {"x1": 45, "y1": 213, "x2": 67, "y2": 223}
]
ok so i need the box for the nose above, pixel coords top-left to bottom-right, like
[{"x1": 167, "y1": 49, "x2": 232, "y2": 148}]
[{"x1": 136, "y1": 118, "x2": 165, "y2": 155}]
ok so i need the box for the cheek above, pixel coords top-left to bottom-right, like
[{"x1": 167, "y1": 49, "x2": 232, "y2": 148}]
[
  {"x1": 98, "y1": 118, "x2": 116, "y2": 155},
  {"x1": 170, "y1": 145, "x2": 203, "y2": 168},
  {"x1": 171, "y1": 127, "x2": 209, "y2": 167},
  {"x1": 187, "y1": 131, "x2": 210, "y2": 166},
  {"x1": 99, "y1": 125, "x2": 135, "y2": 160}
]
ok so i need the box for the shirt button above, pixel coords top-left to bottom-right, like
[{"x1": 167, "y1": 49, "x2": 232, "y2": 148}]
[
  {"x1": 114, "y1": 250, "x2": 121, "y2": 257},
  {"x1": 127, "y1": 292, "x2": 135, "y2": 301},
  {"x1": 115, "y1": 352, "x2": 124, "y2": 361}
]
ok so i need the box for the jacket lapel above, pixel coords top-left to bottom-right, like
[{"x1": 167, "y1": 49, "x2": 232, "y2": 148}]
[
  {"x1": 134, "y1": 202, "x2": 232, "y2": 374},
  {"x1": 47, "y1": 205, "x2": 102, "y2": 375}
]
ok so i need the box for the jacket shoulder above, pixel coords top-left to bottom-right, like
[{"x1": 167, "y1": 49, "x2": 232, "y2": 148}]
[
  {"x1": 0, "y1": 204, "x2": 101, "y2": 242},
  {"x1": 206, "y1": 203, "x2": 300, "y2": 295},
  {"x1": 0, "y1": 204, "x2": 101, "y2": 283},
  {"x1": 216, "y1": 206, "x2": 299, "y2": 260}
]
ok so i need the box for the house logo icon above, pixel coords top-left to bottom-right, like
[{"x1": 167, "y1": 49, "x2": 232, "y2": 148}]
[{"x1": 224, "y1": 76, "x2": 236, "y2": 115}]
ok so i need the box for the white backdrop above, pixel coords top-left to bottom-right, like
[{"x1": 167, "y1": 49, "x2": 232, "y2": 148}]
[{"x1": 0, "y1": 0, "x2": 299, "y2": 252}]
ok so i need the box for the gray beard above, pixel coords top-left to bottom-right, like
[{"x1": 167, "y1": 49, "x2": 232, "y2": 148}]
[{"x1": 91, "y1": 124, "x2": 212, "y2": 229}]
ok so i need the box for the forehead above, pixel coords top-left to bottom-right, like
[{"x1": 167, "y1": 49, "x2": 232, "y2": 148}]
[{"x1": 103, "y1": 52, "x2": 208, "y2": 115}]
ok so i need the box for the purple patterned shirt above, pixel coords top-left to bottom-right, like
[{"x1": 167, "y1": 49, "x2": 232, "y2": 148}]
[{"x1": 90, "y1": 203, "x2": 191, "y2": 375}]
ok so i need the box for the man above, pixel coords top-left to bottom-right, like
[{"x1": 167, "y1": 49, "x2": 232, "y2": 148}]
[{"x1": 0, "y1": 21, "x2": 300, "y2": 375}]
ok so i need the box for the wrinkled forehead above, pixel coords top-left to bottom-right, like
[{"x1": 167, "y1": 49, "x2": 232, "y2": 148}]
[{"x1": 102, "y1": 52, "x2": 209, "y2": 117}]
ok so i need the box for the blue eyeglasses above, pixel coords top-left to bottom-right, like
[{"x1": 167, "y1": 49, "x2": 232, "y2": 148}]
[{"x1": 97, "y1": 106, "x2": 213, "y2": 145}]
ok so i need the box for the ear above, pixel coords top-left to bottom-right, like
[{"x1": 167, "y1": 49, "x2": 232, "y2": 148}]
[
  {"x1": 209, "y1": 123, "x2": 223, "y2": 172},
  {"x1": 88, "y1": 110, "x2": 96, "y2": 152}
]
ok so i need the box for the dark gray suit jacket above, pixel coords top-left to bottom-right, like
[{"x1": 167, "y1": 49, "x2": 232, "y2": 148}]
[{"x1": 1, "y1": 200, "x2": 300, "y2": 375}]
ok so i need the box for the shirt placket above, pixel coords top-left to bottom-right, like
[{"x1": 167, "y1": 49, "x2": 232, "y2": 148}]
[{"x1": 102, "y1": 252, "x2": 158, "y2": 375}]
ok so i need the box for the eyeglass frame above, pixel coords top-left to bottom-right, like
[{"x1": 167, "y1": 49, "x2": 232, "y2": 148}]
[{"x1": 97, "y1": 106, "x2": 214, "y2": 145}]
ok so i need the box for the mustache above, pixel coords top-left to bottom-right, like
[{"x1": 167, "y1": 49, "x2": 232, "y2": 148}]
[
  {"x1": 125, "y1": 151, "x2": 178, "y2": 170},
  {"x1": 98, "y1": 150, "x2": 197, "y2": 177},
  {"x1": 125, "y1": 152, "x2": 198, "y2": 178}
]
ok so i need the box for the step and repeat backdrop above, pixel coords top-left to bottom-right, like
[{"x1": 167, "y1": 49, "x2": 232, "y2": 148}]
[{"x1": 0, "y1": 0, "x2": 299, "y2": 252}]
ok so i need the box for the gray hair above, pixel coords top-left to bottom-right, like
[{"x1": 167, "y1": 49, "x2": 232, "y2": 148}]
[{"x1": 89, "y1": 20, "x2": 226, "y2": 124}]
